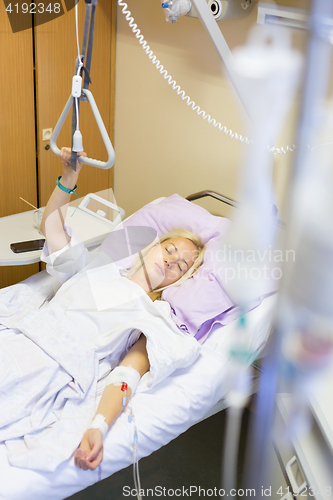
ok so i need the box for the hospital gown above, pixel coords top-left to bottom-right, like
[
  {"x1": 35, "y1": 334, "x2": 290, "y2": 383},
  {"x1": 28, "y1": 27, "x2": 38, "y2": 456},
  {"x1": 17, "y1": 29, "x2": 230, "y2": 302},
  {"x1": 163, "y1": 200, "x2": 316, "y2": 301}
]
[{"x1": 0, "y1": 227, "x2": 200, "y2": 472}]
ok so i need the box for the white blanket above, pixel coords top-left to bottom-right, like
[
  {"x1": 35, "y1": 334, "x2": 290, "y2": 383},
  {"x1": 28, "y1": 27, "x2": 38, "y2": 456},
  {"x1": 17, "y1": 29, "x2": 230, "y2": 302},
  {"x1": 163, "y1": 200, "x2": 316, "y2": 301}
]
[
  {"x1": 0, "y1": 251, "x2": 200, "y2": 472},
  {"x1": 0, "y1": 282, "x2": 276, "y2": 500}
]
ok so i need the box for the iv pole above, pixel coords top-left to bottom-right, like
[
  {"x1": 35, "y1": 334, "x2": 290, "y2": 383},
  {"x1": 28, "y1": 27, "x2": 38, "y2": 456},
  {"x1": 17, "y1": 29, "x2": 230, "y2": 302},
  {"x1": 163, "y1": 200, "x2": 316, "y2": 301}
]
[{"x1": 242, "y1": 0, "x2": 333, "y2": 496}]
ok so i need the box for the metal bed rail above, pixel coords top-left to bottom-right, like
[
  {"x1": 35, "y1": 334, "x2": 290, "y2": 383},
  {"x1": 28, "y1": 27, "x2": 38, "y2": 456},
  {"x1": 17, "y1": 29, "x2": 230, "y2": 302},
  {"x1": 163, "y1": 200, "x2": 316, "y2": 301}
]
[
  {"x1": 186, "y1": 190, "x2": 239, "y2": 208},
  {"x1": 187, "y1": 190, "x2": 284, "y2": 227}
]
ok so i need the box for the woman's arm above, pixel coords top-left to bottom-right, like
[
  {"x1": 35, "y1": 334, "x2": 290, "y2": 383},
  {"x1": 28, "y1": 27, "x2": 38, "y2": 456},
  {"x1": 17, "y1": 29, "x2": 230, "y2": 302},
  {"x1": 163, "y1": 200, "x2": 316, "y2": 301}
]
[
  {"x1": 39, "y1": 148, "x2": 86, "y2": 254},
  {"x1": 74, "y1": 334, "x2": 150, "y2": 471}
]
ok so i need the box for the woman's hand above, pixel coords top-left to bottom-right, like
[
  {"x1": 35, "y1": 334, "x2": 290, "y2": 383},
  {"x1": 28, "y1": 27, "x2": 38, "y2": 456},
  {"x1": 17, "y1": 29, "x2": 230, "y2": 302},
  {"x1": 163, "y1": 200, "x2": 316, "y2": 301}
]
[
  {"x1": 39, "y1": 147, "x2": 88, "y2": 250},
  {"x1": 74, "y1": 429, "x2": 104, "y2": 471},
  {"x1": 59, "y1": 147, "x2": 87, "y2": 186}
]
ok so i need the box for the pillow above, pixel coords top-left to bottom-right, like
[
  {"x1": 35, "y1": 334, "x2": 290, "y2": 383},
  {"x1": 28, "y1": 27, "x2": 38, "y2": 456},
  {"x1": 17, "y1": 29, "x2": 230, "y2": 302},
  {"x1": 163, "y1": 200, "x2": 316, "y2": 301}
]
[
  {"x1": 204, "y1": 293, "x2": 277, "y2": 360},
  {"x1": 99, "y1": 194, "x2": 238, "y2": 342}
]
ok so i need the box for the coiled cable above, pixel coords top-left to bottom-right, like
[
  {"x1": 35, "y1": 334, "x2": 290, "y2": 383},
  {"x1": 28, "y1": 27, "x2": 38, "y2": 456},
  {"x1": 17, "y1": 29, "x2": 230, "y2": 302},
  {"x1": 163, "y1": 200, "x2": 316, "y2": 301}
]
[{"x1": 118, "y1": 0, "x2": 297, "y2": 155}]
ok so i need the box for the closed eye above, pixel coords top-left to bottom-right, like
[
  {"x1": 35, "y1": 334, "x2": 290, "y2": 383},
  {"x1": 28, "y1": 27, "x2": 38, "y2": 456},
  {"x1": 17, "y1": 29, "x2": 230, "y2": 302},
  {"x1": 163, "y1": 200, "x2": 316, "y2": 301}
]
[{"x1": 178, "y1": 263, "x2": 186, "y2": 273}]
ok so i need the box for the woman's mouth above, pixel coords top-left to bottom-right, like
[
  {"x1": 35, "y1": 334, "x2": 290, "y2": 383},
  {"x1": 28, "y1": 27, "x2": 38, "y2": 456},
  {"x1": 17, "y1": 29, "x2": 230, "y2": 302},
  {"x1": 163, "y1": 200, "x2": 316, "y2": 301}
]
[{"x1": 155, "y1": 263, "x2": 164, "y2": 276}]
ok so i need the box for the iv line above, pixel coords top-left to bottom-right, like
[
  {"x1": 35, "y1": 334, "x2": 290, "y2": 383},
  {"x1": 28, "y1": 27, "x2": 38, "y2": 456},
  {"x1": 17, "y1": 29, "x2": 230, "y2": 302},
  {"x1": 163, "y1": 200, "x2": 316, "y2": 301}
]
[{"x1": 118, "y1": 0, "x2": 298, "y2": 156}]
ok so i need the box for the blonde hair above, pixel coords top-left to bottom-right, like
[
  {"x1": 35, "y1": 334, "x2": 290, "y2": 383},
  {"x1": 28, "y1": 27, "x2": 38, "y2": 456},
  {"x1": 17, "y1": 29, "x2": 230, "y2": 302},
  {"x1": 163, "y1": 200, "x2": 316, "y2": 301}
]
[{"x1": 128, "y1": 229, "x2": 205, "y2": 301}]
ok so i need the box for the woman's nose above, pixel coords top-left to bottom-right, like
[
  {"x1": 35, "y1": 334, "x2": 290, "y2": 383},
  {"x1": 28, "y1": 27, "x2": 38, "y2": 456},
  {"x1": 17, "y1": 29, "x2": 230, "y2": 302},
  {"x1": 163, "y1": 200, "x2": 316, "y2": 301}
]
[{"x1": 165, "y1": 256, "x2": 176, "y2": 267}]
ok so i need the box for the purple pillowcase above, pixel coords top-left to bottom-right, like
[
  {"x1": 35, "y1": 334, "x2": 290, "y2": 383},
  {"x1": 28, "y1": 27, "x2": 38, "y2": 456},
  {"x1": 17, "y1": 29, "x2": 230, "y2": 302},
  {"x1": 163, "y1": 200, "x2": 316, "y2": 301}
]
[{"x1": 99, "y1": 194, "x2": 236, "y2": 343}]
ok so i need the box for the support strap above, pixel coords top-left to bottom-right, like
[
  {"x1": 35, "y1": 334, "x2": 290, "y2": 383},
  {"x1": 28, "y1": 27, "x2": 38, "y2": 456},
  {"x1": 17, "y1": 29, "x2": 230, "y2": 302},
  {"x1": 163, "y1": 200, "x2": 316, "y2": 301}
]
[
  {"x1": 51, "y1": 0, "x2": 115, "y2": 170},
  {"x1": 70, "y1": 0, "x2": 97, "y2": 170},
  {"x1": 83, "y1": 1, "x2": 97, "y2": 90}
]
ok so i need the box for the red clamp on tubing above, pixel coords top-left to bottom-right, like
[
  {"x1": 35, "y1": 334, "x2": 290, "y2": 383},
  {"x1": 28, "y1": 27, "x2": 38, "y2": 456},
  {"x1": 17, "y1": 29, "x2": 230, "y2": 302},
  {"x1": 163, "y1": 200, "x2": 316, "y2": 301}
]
[{"x1": 121, "y1": 382, "x2": 128, "y2": 406}]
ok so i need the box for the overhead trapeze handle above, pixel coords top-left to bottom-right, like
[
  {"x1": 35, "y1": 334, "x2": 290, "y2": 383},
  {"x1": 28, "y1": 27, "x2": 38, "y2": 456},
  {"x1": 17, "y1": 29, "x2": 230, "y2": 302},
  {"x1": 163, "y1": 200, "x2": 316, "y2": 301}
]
[{"x1": 50, "y1": 88, "x2": 115, "y2": 170}]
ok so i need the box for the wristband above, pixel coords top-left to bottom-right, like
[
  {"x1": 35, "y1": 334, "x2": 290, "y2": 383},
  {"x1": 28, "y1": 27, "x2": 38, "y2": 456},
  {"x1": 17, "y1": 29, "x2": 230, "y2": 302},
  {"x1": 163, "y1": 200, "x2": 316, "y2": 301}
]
[
  {"x1": 88, "y1": 414, "x2": 108, "y2": 438},
  {"x1": 56, "y1": 176, "x2": 78, "y2": 196},
  {"x1": 56, "y1": 176, "x2": 79, "y2": 216}
]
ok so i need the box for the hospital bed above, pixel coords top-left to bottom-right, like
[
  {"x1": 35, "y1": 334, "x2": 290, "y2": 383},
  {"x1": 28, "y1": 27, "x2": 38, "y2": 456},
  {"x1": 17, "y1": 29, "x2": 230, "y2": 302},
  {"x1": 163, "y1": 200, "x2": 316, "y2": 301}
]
[{"x1": 0, "y1": 192, "x2": 277, "y2": 500}]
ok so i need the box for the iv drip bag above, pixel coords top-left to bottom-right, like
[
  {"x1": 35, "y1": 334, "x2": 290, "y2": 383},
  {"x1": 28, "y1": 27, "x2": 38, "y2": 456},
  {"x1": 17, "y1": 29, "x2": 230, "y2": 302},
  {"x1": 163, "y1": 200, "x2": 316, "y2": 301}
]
[
  {"x1": 161, "y1": 0, "x2": 191, "y2": 23},
  {"x1": 221, "y1": 27, "x2": 303, "y2": 306}
]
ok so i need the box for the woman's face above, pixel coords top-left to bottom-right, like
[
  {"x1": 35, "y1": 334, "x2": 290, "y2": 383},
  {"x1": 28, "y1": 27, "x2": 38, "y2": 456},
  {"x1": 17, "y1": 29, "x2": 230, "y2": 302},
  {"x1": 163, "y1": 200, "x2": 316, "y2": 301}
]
[{"x1": 140, "y1": 237, "x2": 198, "y2": 291}]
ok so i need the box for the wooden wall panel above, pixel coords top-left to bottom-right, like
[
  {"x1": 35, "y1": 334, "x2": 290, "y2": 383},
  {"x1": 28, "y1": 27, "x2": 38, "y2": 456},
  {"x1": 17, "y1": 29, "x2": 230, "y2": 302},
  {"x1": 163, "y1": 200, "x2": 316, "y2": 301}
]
[
  {"x1": 35, "y1": 0, "x2": 115, "y2": 207},
  {"x1": 0, "y1": 1, "x2": 116, "y2": 290},
  {"x1": 0, "y1": 4, "x2": 39, "y2": 288},
  {"x1": 0, "y1": 5, "x2": 37, "y2": 218},
  {"x1": 0, "y1": 264, "x2": 41, "y2": 289}
]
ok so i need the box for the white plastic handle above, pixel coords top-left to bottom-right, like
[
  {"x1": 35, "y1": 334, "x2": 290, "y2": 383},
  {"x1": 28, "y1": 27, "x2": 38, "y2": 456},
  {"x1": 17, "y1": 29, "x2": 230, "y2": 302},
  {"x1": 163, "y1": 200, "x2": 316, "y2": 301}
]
[
  {"x1": 78, "y1": 193, "x2": 125, "y2": 226},
  {"x1": 50, "y1": 89, "x2": 115, "y2": 170},
  {"x1": 285, "y1": 456, "x2": 307, "y2": 496}
]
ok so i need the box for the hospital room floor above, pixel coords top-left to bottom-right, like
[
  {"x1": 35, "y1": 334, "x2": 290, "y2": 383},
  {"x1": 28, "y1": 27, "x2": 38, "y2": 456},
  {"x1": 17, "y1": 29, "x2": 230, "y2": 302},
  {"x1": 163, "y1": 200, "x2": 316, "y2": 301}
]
[{"x1": 67, "y1": 407, "x2": 252, "y2": 500}]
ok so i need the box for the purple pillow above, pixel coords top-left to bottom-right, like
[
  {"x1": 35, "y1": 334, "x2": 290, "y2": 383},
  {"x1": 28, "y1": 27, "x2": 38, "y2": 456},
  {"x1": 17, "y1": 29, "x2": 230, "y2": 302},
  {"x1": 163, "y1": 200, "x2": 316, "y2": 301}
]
[{"x1": 99, "y1": 194, "x2": 235, "y2": 342}]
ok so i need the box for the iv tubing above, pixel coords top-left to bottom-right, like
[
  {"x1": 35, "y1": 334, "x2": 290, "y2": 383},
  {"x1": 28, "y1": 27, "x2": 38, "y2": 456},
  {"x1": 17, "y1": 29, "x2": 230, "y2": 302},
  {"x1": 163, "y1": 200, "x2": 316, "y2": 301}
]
[
  {"x1": 118, "y1": 0, "x2": 297, "y2": 156},
  {"x1": 129, "y1": 403, "x2": 142, "y2": 500}
]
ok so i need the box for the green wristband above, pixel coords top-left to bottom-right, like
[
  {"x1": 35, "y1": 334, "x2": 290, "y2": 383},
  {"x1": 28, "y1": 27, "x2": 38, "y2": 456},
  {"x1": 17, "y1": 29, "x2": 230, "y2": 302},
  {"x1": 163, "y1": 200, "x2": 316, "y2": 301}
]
[
  {"x1": 56, "y1": 176, "x2": 79, "y2": 217},
  {"x1": 56, "y1": 176, "x2": 78, "y2": 197}
]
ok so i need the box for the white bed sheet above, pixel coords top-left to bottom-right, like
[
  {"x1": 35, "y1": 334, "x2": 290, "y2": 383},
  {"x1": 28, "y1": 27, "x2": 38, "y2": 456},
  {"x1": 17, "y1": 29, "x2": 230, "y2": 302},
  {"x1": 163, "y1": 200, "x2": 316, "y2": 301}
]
[
  {"x1": 0, "y1": 194, "x2": 277, "y2": 499},
  {"x1": 0, "y1": 274, "x2": 276, "y2": 500}
]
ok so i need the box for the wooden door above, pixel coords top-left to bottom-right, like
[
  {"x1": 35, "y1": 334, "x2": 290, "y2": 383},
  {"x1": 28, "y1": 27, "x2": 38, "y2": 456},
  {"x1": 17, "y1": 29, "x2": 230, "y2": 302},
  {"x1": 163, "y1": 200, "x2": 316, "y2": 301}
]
[
  {"x1": 0, "y1": 3, "x2": 39, "y2": 288},
  {"x1": 35, "y1": 0, "x2": 115, "y2": 206},
  {"x1": 0, "y1": 0, "x2": 116, "y2": 289}
]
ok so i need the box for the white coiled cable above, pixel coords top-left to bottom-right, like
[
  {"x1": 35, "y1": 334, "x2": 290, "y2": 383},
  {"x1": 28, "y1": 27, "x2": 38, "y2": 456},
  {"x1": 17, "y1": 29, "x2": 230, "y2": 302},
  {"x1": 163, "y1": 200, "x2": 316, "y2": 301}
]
[{"x1": 118, "y1": 0, "x2": 296, "y2": 155}]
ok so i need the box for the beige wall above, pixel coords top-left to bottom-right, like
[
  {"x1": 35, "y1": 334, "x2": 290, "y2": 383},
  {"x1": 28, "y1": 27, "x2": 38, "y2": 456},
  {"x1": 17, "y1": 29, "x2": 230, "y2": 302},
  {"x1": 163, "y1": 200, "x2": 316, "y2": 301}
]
[{"x1": 113, "y1": 1, "x2": 309, "y2": 219}]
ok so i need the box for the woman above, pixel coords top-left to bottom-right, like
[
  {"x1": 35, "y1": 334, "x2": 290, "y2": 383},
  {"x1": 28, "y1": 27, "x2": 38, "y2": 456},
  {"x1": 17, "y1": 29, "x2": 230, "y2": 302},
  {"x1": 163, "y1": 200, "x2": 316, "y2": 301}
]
[{"x1": 0, "y1": 149, "x2": 204, "y2": 473}]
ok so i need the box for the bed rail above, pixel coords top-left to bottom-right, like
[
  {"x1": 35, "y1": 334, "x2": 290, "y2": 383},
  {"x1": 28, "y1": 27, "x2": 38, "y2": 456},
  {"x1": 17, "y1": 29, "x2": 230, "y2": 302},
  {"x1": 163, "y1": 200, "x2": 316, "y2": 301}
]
[
  {"x1": 186, "y1": 190, "x2": 239, "y2": 208},
  {"x1": 187, "y1": 190, "x2": 284, "y2": 227}
]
